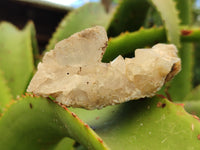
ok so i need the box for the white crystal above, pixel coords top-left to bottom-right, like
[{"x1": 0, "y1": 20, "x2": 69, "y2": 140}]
[{"x1": 27, "y1": 26, "x2": 181, "y2": 109}]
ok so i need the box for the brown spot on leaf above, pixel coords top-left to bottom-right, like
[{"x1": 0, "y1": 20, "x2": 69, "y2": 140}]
[
  {"x1": 96, "y1": 116, "x2": 100, "y2": 120},
  {"x1": 176, "y1": 103, "x2": 185, "y2": 107},
  {"x1": 198, "y1": 134, "x2": 200, "y2": 140},
  {"x1": 97, "y1": 137, "x2": 103, "y2": 143},
  {"x1": 181, "y1": 29, "x2": 192, "y2": 36},
  {"x1": 156, "y1": 94, "x2": 167, "y2": 99},
  {"x1": 193, "y1": 115, "x2": 200, "y2": 122},
  {"x1": 84, "y1": 124, "x2": 89, "y2": 128},
  {"x1": 71, "y1": 112, "x2": 77, "y2": 118},
  {"x1": 29, "y1": 103, "x2": 33, "y2": 109},
  {"x1": 157, "y1": 102, "x2": 166, "y2": 108},
  {"x1": 157, "y1": 102, "x2": 162, "y2": 107},
  {"x1": 21, "y1": 94, "x2": 26, "y2": 98},
  {"x1": 161, "y1": 103, "x2": 166, "y2": 108}
]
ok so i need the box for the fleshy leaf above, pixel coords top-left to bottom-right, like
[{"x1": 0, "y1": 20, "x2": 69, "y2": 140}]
[
  {"x1": 46, "y1": 2, "x2": 113, "y2": 52},
  {"x1": 0, "y1": 22, "x2": 35, "y2": 98},
  {"x1": 149, "y1": 0, "x2": 180, "y2": 47},
  {"x1": 102, "y1": 27, "x2": 166, "y2": 62},
  {"x1": 107, "y1": 0, "x2": 150, "y2": 37},
  {"x1": 54, "y1": 137, "x2": 75, "y2": 150},
  {"x1": 184, "y1": 85, "x2": 200, "y2": 101},
  {"x1": 165, "y1": 0, "x2": 193, "y2": 101},
  {"x1": 184, "y1": 101, "x2": 200, "y2": 117},
  {"x1": 0, "y1": 69, "x2": 12, "y2": 113},
  {"x1": 71, "y1": 96, "x2": 200, "y2": 149},
  {"x1": 26, "y1": 21, "x2": 39, "y2": 67},
  {"x1": 0, "y1": 96, "x2": 109, "y2": 150}
]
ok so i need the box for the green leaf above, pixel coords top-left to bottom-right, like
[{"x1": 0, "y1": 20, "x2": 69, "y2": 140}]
[
  {"x1": 102, "y1": 26, "x2": 200, "y2": 62},
  {"x1": 71, "y1": 96, "x2": 200, "y2": 149},
  {"x1": 0, "y1": 69, "x2": 12, "y2": 113},
  {"x1": 102, "y1": 27, "x2": 166, "y2": 62},
  {"x1": 184, "y1": 101, "x2": 200, "y2": 117},
  {"x1": 46, "y1": 2, "x2": 113, "y2": 52},
  {"x1": 166, "y1": 43, "x2": 193, "y2": 101},
  {"x1": 107, "y1": 0, "x2": 150, "y2": 37},
  {"x1": 54, "y1": 137, "x2": 75, "y2": 150},
  {"x1": 0, "y1": 96, "x2": 109, "y2": 150},
  {"x1": 149, "y1": 0, "x2": 180, "y2": 47},
  {"x1": 184, "y1": 85, "x2": 200, "y2": 101},
  {"x1": 0, "y1": 22, "x2": 35, "y2": 98},
  {"x1": 26, "y1": 21, "x2": 39, "y2": 67},
  {"x1": 165, "y1": 0, "x2": 193, "y2": 101}
]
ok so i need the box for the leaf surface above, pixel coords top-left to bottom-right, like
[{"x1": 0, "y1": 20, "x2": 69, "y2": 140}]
[
  {"x1": 150, "y1": 0, "x2": 180, "y2": 47},
  {"x1": 0, "y1": 96, "x2": 109, "y2": 150},
  {"x1": 70, "y1": 96, "x2": 200, "y2": 149},
  {"x1": 0, "y1": 69, "x2": 12, "y2": 113},
  {"x1": 0, "y1": 22, "x2": 35, "y2": 98}
]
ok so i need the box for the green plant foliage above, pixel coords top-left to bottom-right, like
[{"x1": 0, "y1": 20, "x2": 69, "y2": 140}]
[
  {"x1": 97, "y1": 96, "x2": 200, "y2": 149},
  {"x1": 0, "y1": 69, "x2": 12, "y2": 113},
  {"x1": 46, "y1": 3, "x2": 113, "y2": 52},
  {"x1": 102, "y1": 27, "x2": 166, "y2": 62},
  {"x1": 184, "y1": 99, "x2": 200, "y2": 118},
  {"x1": 70, "y1": 96, "x2": 200, "y2": 149},
  {"x1": 0, "y1": 22, "x2": 35, "y2": 98},
  {"x1": 166, "y1": 0, "x2": 193, "y2": 101},
  {"x1": 193, "y1": 43, "x2": 200, "y2": 86},
  {"x1": 180, "y1": 27, "x2": 200, "y2": 42},
  {"x1": 166, "y1": 43, "x2": 193, "y2": 101},
  {"x1": 184, "y1": 101, "x2": 200, "y2": 117},
  {"x1": 107, "y1": 0, "x2": 150, "y2": 37},
  {"x1": 102, "y1": 26, "x2": 200, "y2": 62},
  {"x1": 0, "y1": 96, "x2": 109, "y2": 150},
  {"x1": 149, "y1": 0, "x2": 180, "y2": 47},
  {"x1": 0, "y1": 0, "x2": 200, "y2": 149},
  {"x1": 184, "y1": 85, "x2": 200, "y2": 101},
  {"x1": 54, "y1": 137, "x2": 75, "y2": 150},
  {"x1": 27, "y1": 21, "x2": 39, "y2": 67}
]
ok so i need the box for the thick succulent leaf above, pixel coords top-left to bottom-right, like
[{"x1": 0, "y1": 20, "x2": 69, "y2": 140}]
[
  {"x1": 69, "y1": 96, "x2": 200, "y2": 149},
  {"x1": 69, "y1": 104, "x2": 120, "y2": 128},
  {"x1": 180, "y1": 27, "x2": 200, "y2": 42},
  {"x1": 184, "y1": 101, "x2": 200, "y2": 117},
  {"x1": 26, "y1": 21, "x2": 39, "y2": 67},
  {"x1": 175, "y1": 0, "x2": 192, "y2": 25},
  {"x1": 143, "y1": 6, "x2": 163, "y2": 27},
  {"x1": 166, "y1": 0, "x2": 193, "y2": 101},
  {"x1": 71, "y1": 96, "x2": 200, "y2": 149},
  {"x1": 149, "y1": 0, "x2": 180, "y2": 47},
  {"x1": 194, "y1": 43, "x2": 200, "y2": 86},
  {"x1": 166, "y1": 43, "x2": 193, "y2": 101},
  {"x1": 54, "y1": 137, "x2": 75, "y2": 150},
  {"x1": 102, "y1": 27, "x2": 166, "y2": 62},
  {"x1": 0, "y1": 96, "x2": 109, "y2": 150},
  {"x1": 0, "y1": 69, "x2": 12, "y2": 113},
  {"x1": 0, "y1": 22, "x2": 35, "y2": 98},
  {"x1": 102, "y1": 26, "x2": 199, "y2": 62},
  {"x1": 184, "y1": 85, "x2": 200, "y2": 101},
  {"x1": 46, "y1": 2, "x2": 112, "y2": 51},
  {"x1": 107, "y1": 0, "x2": 150, "y2": 37}
]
